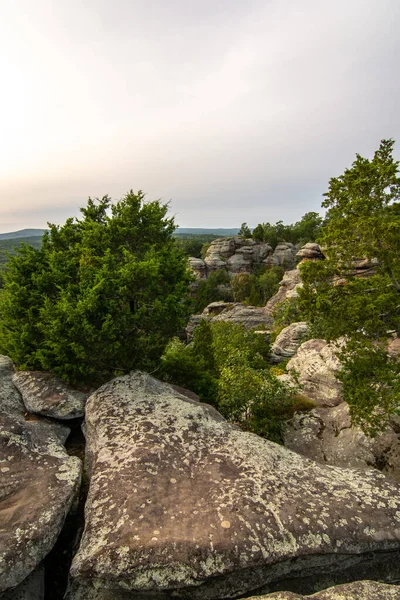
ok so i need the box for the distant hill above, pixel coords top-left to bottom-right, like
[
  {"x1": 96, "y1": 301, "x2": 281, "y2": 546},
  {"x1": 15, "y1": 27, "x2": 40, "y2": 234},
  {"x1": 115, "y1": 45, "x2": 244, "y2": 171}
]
[
  {"x1": 0, "y1": 228, "x2": 46, "y2": 240},
  {"x1": 174, "y1": 228, "x2": 239, "y2": 236},
  {"x1": 0, "y1": 235, "x2": 44, "y2": 266}
]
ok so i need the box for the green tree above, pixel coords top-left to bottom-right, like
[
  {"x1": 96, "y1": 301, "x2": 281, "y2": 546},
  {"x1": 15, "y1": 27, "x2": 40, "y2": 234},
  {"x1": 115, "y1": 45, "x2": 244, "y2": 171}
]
[
  {"x1": 0, "y1": 191, "x2": 192, "y2": 385},
  {"x1": 298, "y1": 139, "x2": 400, "y2": 433},
  {"x1": 238, "y1": 222, "x2": 252, "y2": 238}
]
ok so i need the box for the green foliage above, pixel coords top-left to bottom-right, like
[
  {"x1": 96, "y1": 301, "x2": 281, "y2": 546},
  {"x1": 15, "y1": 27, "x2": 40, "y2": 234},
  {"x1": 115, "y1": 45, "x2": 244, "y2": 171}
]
[
  {"x1": 0, "y1": 191, "x2": 192, "y2": 385},
  {"x1": 251, "y1": 212, "x2": 323, "y2": 248},
  {"x1": 230, "y1": 266, "x2": 284, "y2": 306},
  {"x1": 238, "y1": 222, "x2": 252, "y2": 238},
  {"x1": 337, "y1": 339, "x2": 400, "y2": 436},
  {"x1": 193, "y1": 269, "x2": 233, "y2": 313},
  {"x1": 160, "y1": 320, "x2": 304, "y2": 443},
  {"x1": 298, "y1": 139, "x2": 400, "y2": 432},
  {"x1": 174, "y1": 234, "x2": 222, "y2": 259}
]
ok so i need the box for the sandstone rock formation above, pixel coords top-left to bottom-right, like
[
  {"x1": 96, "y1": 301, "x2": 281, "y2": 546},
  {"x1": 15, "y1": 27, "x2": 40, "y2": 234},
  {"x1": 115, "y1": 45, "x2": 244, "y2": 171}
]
[
  {"x1": 186, "y1": 301, "x2": 273, "y2": 338},
  {"x1": 13, "y1": 371, "x2": 88, "y2": 420},
  {"x1": 0, "y1": 356, "x2": 82, "y2": 594},
  {"x1": 190, "y1": 238, "x2": 274, "y2": 279},
  {"x1": 70, "y1": 371, "x2": 400, "y2": 599},
  {"x1": 0, "y1": 566, "x2": 44, "y2": 600},
  {"x1": 264, "y1": 242, "x2": 297, "y2": 270},
  {"x1": 284, "y1": 339, "x2": 344, "y2": 407},
  {"x1": 284, "y1": 402, "x2": 400, "y2": 482},
  {"x1": 248, "y1": 580, "x2": 400, "y2": 598},
  {"x1": 265, "y1": 270, "x2": 302, "y2": 316},
  {"x1": 188, "y1": 257, "x2": 207, "y2": 280},
  {"x1": 296, "y1": 243, "x2": 325, "y2": 263},
  {"x1": 270, "y1": 322, "x2": 309, "y2": 363}
]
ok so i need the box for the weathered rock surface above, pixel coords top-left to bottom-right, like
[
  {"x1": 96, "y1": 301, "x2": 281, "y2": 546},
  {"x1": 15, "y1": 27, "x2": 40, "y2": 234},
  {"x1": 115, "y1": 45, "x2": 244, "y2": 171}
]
[
  {"x1": 296, "y1": 244, "x2": 325, "y2": 263},
  {"x1": 264, "y1": 243, "x2": 297, "y2": 270},
  {"x1": 265, "y1": 270, "x2": 302, "y2": 316},
  {"x1": 202, "y1": 238, "x2": 273, "y2": 277},
  {"x1": 249, "y1": 580, "x2": 400, "y2": 598},
  {"x1": 0, "y1": 356, "x2": 82, "y2": 593},
  {"x1": 12, "y1": 371, "x2": 88, "y2": 420},
  {"x1": 0, "y1": 566, "x2": 44, "y2": 600},
  {"x1": 270, "y1": 323, "x2": 309, "y2": 363},
  {"x1": 285, "y1": 339, "x2": 344, "y2": 407},
  {"x1": 186, "y1": 301, "x2": 273, "y2": 338},
  {"x1": 71, "y1": 372, "x2": 400, "y2": 599},
  {"x1": 188, "y1": 257, "x2": 207, "y2": 280},
  {"x1": 284, "y1": 402, "x2": 400, "y2": 482}
]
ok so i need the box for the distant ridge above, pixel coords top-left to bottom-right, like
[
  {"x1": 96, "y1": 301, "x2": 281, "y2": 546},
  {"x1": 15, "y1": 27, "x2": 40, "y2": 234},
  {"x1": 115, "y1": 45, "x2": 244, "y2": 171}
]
[
  {"x1": 0, "y1": 228, "x2": 46, "y2": 240},
  {"x1": 174, "y1": 228, "x2": 239, "y2": 236}
]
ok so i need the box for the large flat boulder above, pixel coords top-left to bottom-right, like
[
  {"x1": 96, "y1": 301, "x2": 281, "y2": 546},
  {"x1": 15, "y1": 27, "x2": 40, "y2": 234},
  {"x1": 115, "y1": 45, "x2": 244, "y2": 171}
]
[
  {"x1": 285, "y1": 339, "x2": 344, "y2": 407},
  {"x1": 0, "y1": 357, "x2": 82, "y2": 593},
  {"x1": 249, "y1": 580, "x2": 400, "y2": 598},
  {"x1": 12, "y1": 371, "x2": 88, "y2": 420},
  {"x1": 284, "y1": 402, "x2": 400, "y2": 482},
  {"x1": 70, "y1": 372, "x2": 400, "y2": 599}
]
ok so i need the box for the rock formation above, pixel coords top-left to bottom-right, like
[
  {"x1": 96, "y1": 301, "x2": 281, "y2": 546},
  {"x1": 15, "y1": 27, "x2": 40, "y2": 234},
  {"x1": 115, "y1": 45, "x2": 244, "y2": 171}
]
[
  {"x1": 70, "y1": 371, "x2": 400, "y2": 599},
  {"x1": 264, "y1": 242, "x2": 297, "y2": 270},
  {"x1": 13, "y1": 371, "x2": 88, "y2": 420},
  {"x1": 265, "y1": 269, "x2": 302, "y2": 316},
  {"x1": 283, "y1": 339, "x2": 344, "y2": 407},
  {"x1": 296, "y1": 243, "x2": 325, "y2": 263},
  {"x1": 0, "y1": 356, "x2": 82, "y2": 595},
  {"x1": 246, "y1": 580, "x2": 400, "y2": 598},
  {"x1": 270, "y1": 322, "x2": 309, "y2": 363},
  {"x1": 186, "y1": 301, "x2": 273, "y2": 338}
]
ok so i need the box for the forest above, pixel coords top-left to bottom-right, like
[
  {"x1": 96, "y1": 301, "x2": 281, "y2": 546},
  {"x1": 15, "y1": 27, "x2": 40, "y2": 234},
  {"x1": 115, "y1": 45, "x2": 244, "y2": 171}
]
[{"x1": 0, "y1": 139, "x2": 399, "y2": 439}]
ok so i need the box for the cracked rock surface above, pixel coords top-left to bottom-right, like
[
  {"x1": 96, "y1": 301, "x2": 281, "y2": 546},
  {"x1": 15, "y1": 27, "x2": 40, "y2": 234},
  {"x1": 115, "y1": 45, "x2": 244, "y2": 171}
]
[
  {"x1": 249, "y1": 580, "x2": 400, "y2": 598},
  {"x1": 0, "y1": 356, "x2": 82, "y2": 593},
  {"x1": 12, "y1": 371, "x2": 88, "y2": 420},
  {"x1": 70, "y1": 371, "x2": 400, "y2": 599}
]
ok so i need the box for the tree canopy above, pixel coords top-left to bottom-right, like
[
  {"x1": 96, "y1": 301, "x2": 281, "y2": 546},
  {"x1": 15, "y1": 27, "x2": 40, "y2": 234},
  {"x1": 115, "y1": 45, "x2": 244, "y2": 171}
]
[
  {"x1": 298, "y1": 139, "x2": 400, "y2": 433},
  {"x1": 0, "y1": 191, "x2": 192, "y2": 385}
]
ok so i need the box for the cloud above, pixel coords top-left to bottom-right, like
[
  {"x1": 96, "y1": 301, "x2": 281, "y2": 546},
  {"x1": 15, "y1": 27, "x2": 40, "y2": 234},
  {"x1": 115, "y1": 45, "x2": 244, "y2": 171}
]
[{"x1": 1, "y1": 0, "x2": 399, "y2": 230}]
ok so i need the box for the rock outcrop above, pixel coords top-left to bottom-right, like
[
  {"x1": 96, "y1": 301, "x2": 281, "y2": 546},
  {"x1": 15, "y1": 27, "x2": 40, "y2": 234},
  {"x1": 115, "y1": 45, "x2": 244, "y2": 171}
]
[
  {"x1": 270, "y1": 322, "x2": 309, "y2": 363},
  {"x1": 248, "y1": 580, "x2": 400, "y2": 598},
  {"x1": 296, "y1": 243, "x2": 325, "y2": 263},
  {"x1": 264, "y1": 242, "x2": 297, "y2": 270},
  {"x1": 284, "y1": 339, "x2": 344, "y2": 407},
  {"x1": 0, "y1": 356, "x2": 82, "y2": 594},
  {"x1": 70, "y1": 371, "x2": 400, "y2": 599},
  {"x1": 13, "y1": 371, "x2": 88, "y2": 420},
  {"x1": 0, "y1": 566, "x2": 44, "y2": 600},
  {"x1": 265, "y1": 270, "x2": 302, "y2": 316},
  {"x1": 284, "y1": 402, "x2": 400, "y2": 482},
  {"x1": 186, "y1": 301, "x2": 273, "y2": 338}
]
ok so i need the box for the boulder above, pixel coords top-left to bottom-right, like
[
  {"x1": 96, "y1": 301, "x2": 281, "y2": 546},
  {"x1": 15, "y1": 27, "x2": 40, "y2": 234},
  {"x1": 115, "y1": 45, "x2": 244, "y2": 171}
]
[
  {"x1": 0, "y1": 357, "x2": 82, "y2": 593},
  {"x1": 284, "y1": 402, "x2": 400, "y2": 482},
  {"x1": 188, "y1": 257, "x2": 207, "y2": 280},
  {"x1": 285, "y1": 339, "x2": 344, "y2": 407},
  {"x1": 0, "y1": 567, "x2": 44, "y2": 600},
  {"x1": 247, "y1": 580, "x2": 400, "y2": 598},
  {"x1": 186, "y1": 302, "x2": 273, "y2": 338},
  {"x1": 270, "y1": 322, "x2": 309, "y2": 363},
  {"x1": 264, "y1": 243, "x2": 297, "y2": 270},
  {"x1": 296, "y1": 243, "x2": 325, "y2": 263},
  {"x1": 265, "y1": 270, "x2": 302, "y2": 316},
  {"x1": 12, "y1": 371, "x2": 88, "y2": 420},
  {"x1": 70, "y1": 372, "x2": 400, "y2": 599}
]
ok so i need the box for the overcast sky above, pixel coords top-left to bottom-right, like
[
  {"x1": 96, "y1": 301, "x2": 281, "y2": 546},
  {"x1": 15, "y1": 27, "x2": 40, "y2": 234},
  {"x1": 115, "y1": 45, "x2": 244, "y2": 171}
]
[{"x1": 1, "y1": 0, "x2": 399, "y2": 231}]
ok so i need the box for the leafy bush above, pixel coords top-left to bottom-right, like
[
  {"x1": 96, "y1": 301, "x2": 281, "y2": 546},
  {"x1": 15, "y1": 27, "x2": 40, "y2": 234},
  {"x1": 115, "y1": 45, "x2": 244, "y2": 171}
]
[
  {"x1": 160, "y1": 320, "x2": 305, "y2": 443},
  {"x1": 193, "y1": 270, "x2": 233, "y2": 313},
  {"x1": 0, "y1": 191, "x2": 192, "y2": 385}
]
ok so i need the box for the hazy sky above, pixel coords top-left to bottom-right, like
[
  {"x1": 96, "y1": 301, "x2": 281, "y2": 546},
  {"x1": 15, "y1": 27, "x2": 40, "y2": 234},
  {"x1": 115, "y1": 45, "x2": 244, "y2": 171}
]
[{"x1": 1, "y1": 0, "x2": 400, "y2": 231}]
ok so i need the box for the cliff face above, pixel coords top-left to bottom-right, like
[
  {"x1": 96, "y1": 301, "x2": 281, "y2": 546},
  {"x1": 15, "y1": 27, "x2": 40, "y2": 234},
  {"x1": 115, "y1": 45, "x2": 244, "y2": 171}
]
[{"x1": 188, "y1": 238, "x2": 298, "y2": 280}]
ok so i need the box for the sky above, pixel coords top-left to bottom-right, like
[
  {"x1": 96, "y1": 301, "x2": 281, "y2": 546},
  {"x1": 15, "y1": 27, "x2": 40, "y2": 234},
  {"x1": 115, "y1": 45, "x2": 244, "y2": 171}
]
[{"x1": 1, "y1": 0, "x2": 400, "y2": 232}]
